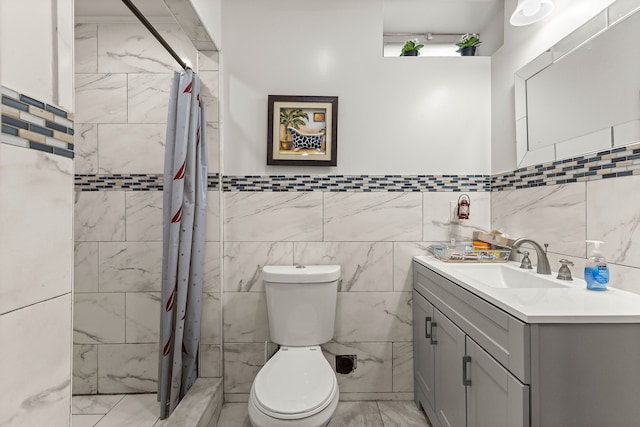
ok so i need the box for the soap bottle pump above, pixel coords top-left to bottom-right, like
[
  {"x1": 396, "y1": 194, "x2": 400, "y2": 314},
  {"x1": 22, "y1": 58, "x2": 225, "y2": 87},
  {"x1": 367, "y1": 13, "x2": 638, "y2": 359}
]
[{"x1": 584, "y1": 240, "x2": 609, "y2": 291}]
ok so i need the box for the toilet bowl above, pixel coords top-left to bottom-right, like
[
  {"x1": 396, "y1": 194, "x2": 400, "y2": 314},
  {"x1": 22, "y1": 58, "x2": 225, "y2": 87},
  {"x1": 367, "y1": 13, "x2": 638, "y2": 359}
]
[
  {"x1": 248, "y1": 346, "x2": 339, "y2": 427},
  {"x1": 248, "y1": 265, "x2": 341, "y2": 427}
]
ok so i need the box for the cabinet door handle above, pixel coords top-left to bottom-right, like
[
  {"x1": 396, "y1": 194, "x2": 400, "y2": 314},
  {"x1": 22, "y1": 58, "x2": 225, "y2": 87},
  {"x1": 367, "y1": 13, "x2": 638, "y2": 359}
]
[
  {"x1": 430, "y1": 322, "x2": 438, "y2": 345},
  {"x1": 425, "y1": 316, "x2": 432, "y2": 338},
  {"x1": 462, "y1": 356, "x2": 472, "y2": 386}
]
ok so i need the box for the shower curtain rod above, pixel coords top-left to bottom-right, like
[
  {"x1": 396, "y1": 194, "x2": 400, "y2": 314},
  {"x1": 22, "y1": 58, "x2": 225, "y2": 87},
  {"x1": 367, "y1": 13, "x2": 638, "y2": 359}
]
[{"x1": 121, "y1": 0, "x2": 189, "y2": 70}]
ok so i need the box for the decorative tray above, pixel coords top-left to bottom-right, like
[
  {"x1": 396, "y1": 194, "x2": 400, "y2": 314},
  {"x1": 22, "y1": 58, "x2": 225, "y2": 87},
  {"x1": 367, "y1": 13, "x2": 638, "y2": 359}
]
[{"x1": 429, "y1": 242, "x2": 512, "y2": 263}]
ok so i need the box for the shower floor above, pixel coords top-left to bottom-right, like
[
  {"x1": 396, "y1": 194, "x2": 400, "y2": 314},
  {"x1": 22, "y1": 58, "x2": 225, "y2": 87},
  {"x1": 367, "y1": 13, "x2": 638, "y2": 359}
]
[{"x1": 72, "y1": 394, "x2": 433, "y2": 426}]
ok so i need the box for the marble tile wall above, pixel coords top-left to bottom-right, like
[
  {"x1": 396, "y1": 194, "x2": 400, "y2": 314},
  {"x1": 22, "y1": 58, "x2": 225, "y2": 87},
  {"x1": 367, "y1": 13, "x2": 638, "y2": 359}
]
[
  {"x1": 491, "y1": 173, "x2": 640, "y2": 295},
  {"x1": 1, "y1": 89, "x2": 74, "y2": 426},
  {"x1": 73, "y1": 22, "x2": 221, "y2": 394},
  {"x1": 221, "y1": 190, "x2": 492, "y2": 401}
]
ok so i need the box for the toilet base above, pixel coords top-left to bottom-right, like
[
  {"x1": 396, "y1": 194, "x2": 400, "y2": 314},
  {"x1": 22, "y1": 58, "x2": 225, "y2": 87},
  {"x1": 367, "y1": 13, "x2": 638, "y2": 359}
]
[{"x1": 248, "y1": 387, "x2": 339, "y2": 427}]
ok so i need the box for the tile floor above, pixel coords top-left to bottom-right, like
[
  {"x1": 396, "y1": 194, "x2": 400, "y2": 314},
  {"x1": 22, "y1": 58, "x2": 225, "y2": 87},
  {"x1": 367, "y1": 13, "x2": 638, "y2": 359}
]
[{"x1": 72, "y1": 394, "x2": 432, "y2": 427}]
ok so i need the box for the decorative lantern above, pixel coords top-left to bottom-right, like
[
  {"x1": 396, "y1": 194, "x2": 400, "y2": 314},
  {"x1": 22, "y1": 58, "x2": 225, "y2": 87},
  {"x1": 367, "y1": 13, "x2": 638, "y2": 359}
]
[{"x1": 456, "y1": 194, "x2": 470, "y2": 220}]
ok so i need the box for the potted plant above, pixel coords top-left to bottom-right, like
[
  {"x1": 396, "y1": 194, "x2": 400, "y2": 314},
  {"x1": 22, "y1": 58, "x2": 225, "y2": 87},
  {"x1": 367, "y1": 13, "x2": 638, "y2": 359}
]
[
  {"x1": 279, "y1": 109, "x2": 309, "y2": 149},
  {"x1": 456, "y1": 33, "x2": 481, "y2": 56},
  {"x1": 400, "y1": 39, "x2": 424, "y2": 56}
]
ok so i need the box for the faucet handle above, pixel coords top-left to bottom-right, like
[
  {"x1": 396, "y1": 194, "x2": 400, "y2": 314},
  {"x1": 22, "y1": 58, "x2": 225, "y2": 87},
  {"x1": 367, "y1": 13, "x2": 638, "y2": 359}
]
[
  {"x1": 557, "y1": 259, "x2": 574, "y2": 281},
  {"x1": 544, "y1": 243, "x2": 549, "y2": 254},
  {"x1": 517, "y1": 250, "x2": 533, "y2": 269}
]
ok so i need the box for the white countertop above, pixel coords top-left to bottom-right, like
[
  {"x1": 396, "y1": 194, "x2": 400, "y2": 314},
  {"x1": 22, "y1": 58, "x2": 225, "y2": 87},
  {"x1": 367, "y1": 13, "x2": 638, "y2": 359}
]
[{"x1": 414, "y1": 255, "x2": 640, "y2": 324}]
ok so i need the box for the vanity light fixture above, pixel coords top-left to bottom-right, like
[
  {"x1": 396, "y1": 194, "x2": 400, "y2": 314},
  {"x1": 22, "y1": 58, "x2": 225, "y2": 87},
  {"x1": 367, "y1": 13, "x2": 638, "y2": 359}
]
[{"x1": 510, "y1": 0, "x2": 555, "y2": 26}]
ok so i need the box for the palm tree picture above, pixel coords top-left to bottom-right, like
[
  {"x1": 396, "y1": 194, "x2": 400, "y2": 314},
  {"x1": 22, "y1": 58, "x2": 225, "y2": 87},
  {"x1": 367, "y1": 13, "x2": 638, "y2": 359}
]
[{"x1": 279, "y1": 109, "x2": 309, "y2": 143}]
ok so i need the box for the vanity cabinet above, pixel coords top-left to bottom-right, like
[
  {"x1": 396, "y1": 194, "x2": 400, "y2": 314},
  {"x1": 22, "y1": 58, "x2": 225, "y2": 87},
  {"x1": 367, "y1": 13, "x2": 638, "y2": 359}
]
[
  {"x1": 413, "y1": 259, "x2": 640, "y2": 427},
  {"x1": 413, "y1": 289, "x2": 528, "y2": 427}
]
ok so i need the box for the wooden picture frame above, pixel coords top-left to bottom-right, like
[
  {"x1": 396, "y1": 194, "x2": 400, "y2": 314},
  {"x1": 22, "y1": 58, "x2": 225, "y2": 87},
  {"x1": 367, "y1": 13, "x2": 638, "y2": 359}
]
[{"x1": 267, "y1": 95, "x2": 338, "y2": 166}]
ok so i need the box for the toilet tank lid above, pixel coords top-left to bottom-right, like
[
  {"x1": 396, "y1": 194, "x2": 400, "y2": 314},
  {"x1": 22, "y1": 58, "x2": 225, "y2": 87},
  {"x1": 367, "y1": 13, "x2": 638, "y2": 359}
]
[{"x1": 263, "y1": 265, "x2": 341, "y2": 283}]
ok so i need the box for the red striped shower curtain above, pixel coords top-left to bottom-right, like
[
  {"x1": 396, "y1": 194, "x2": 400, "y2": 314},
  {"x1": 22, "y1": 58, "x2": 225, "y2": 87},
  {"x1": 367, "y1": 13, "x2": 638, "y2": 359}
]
[{"x1": 158, "y1": 69, "x2": 207, "y2": 419}]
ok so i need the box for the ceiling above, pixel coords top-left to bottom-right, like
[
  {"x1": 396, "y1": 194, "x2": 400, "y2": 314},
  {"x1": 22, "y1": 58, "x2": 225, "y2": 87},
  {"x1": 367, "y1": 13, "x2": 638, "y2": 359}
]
[
  {"x1": 75, "y1": 0, "x2": 503, "y2": 36},
  {"x1": 74, "y1": 0, "x2": 172, "y2": 17}
]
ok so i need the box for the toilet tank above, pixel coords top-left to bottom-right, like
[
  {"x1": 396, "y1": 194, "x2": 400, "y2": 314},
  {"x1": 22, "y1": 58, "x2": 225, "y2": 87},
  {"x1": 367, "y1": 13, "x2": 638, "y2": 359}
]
[{"x1": 262, "y1": 265, "x2": 340, "y2": 346}]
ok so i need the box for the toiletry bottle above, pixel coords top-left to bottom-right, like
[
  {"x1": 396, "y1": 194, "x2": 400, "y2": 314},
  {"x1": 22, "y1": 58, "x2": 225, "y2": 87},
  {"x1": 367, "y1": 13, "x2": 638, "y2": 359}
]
[{"x1": 584, "y1": 240, "x2": 609, "y2": 291}]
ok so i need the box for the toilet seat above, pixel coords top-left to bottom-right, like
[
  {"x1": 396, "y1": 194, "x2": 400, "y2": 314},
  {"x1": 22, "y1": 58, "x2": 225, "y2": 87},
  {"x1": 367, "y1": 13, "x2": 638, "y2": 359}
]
[{"x1": 252, "y1": 346, "x2": 337, "y2": 420}]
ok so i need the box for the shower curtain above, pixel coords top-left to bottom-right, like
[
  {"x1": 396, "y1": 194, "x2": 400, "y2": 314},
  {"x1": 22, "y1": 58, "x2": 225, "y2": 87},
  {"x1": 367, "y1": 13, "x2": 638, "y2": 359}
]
[{"x1": 158, "y1": 69, "x2": 208, "y2": 420}]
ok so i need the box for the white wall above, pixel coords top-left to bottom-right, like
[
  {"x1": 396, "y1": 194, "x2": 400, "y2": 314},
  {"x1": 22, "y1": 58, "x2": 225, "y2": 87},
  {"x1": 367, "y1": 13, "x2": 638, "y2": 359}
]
[
  {"x1": 491, "y1": 0, "x2": 616, "y2": 174},
  {"x1": 222, "y1": 0, "x2": 492, "y2": 176}
]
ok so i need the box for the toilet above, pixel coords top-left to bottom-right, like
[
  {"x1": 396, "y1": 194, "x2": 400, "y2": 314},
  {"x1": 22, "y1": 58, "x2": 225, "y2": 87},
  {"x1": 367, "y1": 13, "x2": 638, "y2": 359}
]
[{"x1": 248, "y1": 265, "x2": 341, "y2": 427}]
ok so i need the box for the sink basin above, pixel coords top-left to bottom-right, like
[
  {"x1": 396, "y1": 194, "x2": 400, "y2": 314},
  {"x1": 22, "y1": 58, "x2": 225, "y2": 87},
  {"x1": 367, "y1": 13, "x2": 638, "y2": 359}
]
[{"x1": 454, "y1": 264, "x2": 571, "y2": 289}]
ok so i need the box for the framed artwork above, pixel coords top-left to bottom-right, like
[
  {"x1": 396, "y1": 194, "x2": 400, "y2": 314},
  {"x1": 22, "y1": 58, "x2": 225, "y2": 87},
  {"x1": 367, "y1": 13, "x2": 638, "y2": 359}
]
[{"x1": 267, "y1": 95, "x2": 338, "y2": 166}]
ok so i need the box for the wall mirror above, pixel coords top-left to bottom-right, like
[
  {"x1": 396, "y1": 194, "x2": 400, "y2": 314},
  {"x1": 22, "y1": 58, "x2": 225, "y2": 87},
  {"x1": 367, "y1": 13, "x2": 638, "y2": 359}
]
[{"x1": 515, "y1": 0, "x2": 640, "y2": 168}]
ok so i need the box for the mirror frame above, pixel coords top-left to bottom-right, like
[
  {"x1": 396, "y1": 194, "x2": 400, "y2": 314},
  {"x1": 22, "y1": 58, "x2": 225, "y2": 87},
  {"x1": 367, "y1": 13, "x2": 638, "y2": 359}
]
[{"x1": 515, "y1": 0, "x2": 640, "y2": 168}]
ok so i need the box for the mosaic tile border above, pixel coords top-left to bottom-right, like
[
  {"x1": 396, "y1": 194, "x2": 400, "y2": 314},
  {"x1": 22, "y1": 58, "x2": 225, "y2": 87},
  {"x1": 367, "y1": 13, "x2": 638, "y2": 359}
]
[
  {"x1": 492, "y1": 142, "x2": 640, "y2": 191},
  {"x1": 1, "y1": 86, "x2": 74, "y2": 158},
  {"x1": 222, "y1": 175, "x2": 490, "y2": 192},
  {"x1": 75, "y1": 174, "x2": 489, "y2": 192},
  {"x1": 75, "y1": 173, "x2": 220, "y2": 191}
]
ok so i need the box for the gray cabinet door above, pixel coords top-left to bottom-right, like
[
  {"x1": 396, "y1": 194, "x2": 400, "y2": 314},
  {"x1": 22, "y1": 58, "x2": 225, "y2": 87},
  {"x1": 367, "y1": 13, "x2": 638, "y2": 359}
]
[
  {"x1": 466, "y1": 337, "x2": 529, "y2": 427},
  {"x1": 434, "y1": 309, "x2": 466, "y2": 427},
  {"x1": 413, "y1": 290, "x2": 436, "y2": 414}
]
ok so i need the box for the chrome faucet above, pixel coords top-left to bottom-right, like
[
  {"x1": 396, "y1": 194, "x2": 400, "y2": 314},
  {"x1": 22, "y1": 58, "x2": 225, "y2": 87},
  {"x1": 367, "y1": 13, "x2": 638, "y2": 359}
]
[{"x1": 510, "y1": 238, "x2": 552, "y2": 275}]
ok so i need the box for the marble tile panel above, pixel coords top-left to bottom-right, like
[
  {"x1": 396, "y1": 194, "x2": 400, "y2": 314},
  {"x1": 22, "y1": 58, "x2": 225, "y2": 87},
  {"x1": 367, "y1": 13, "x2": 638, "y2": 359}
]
[
  {"x1": 201, "y1": 292, "x2": 221, "y2": 344},
  {"x1": 75, "y1": 74, "x2": 127, "y2": 123},
  {"x1": 324, "y1": 192, "x2": 422, "y2": 241},
  {"x1": 224, "y1": 192, "x2": 323, "y2": 241},
  {"x1": 223, "y1": 343, "x2": 265, "y2": 394},
  {"x1": 93, "y1": 393, "x2": 159, "y2": 427},
  {"x1": 586, "y1": 175, "x2": 640, "y2": 268},
  {"x1": 98, "y1": 23, "x2": 197, "y2": 73},
  {"x1": 392, "y1": 342, "x2": 414, "y2": 393},
  {"x1": 127, "y1": 73, "x2": 173, "y2": 124},
  {"x1": 75, "y1": 242, "x2": 98, "y2": 293},
  {"x1": 199, "y1": 71, "x2": 219, "y2": 122},
  {"x1": 377, "y1": 401, "x2": 432, "y2": 427},
  {"x1": 73, "y1": 293, "x2": 125, "y2": 344},
  {"x1": 98, "y1": 124, "x2": 166, "y2": 174},
  {"x1": 223, "y1": 394, "x2": 249, "y2": 403},
  {"x1": 328, "y1": 401, "x2": 384, "y2": 427},
  {"x1": 97, "y1": 344, "x2": 158, "y2": 393},
  {"x1": 73, "y1": 414, "x2": 104, "y2": 427},
  {"x1": 74, "y1": 191, "x2": 126, "y2": 242},
  {"x1": 223, "y1": 242, "x2": 293, "y2": 292},
  {"x1": 294, "y1": 242, "x2": 393, "y2": 292},
  {"x1": 206, "y1": 122, "x2": 220, "y2": 173},
  {"x1": 125, "y1": 191, "x2": 163, "y2": 241},
  {"x1": 199, "y1": 345, "x2": 221, "y2": 378},
  {"x1": 126, "y1": 292, "x2": 161, "y2": 343},
  {"x1": 153, "y1": 378, "x2": 222, "y2": 427},
  {"x1": 423, "y1": 192, "x2": 491, "y2": 241},
  {"x1": 0, "y1": 144, "x2": 73, "y2": 314},
  {"x1": 72, "y1": 395, "x2": 124, "y2": 415},
  {"x1": 73, "y1": 344, "x2": 98, "y2": 395},
  {"x1": 393, "y1": 242, "x2": 432, "y2": 292},
  {"x1": 223, "y1": 292, "x2": 269, "y2": 343},
  {"x1": 203, "y1": 241, "x2": 221, "y2": 293},
  {"x1": 609, "y1": 263, "x2": 640, "y2": 295},
  {"x1": 98, "y1": 242, "x2": 162, "y2": 292},
  {"x1": 334, "y1": 292, "x2": 412, "y2": 342},
  {"x1": 0, "y1": 295, "x2": 72, "y2": 427},
  {"x1": 206, "y1": 191, "x2": 220, "y2": 242},
  {"x1": 217, "y1": 403, "x2": 251, "y2": 427},
  {"x1": 491, "y1": 183, "x2": 586, "y2": 258},
  {"x1": 75, "y1": 123, "x2": 98, "y2": 174},
  {"x1": 339, "y1": 392, "x2": 414, "y2": 401},
  {"x1": 75, "y1": 24, "x2": 98, "y2": 73},
  {"x1": 198, "y1": 51, "x2": 219, "y2": 71},
  {"x1": 323, "y1": 342, "x2": 392, "y2": 393}
]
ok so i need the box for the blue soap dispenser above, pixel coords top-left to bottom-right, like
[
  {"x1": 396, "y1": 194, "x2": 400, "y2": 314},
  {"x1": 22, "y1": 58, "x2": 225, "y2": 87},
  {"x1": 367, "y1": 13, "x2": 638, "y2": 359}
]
[{"x1": 584, "y1": 240, "x2": 609, "y2": 291}]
